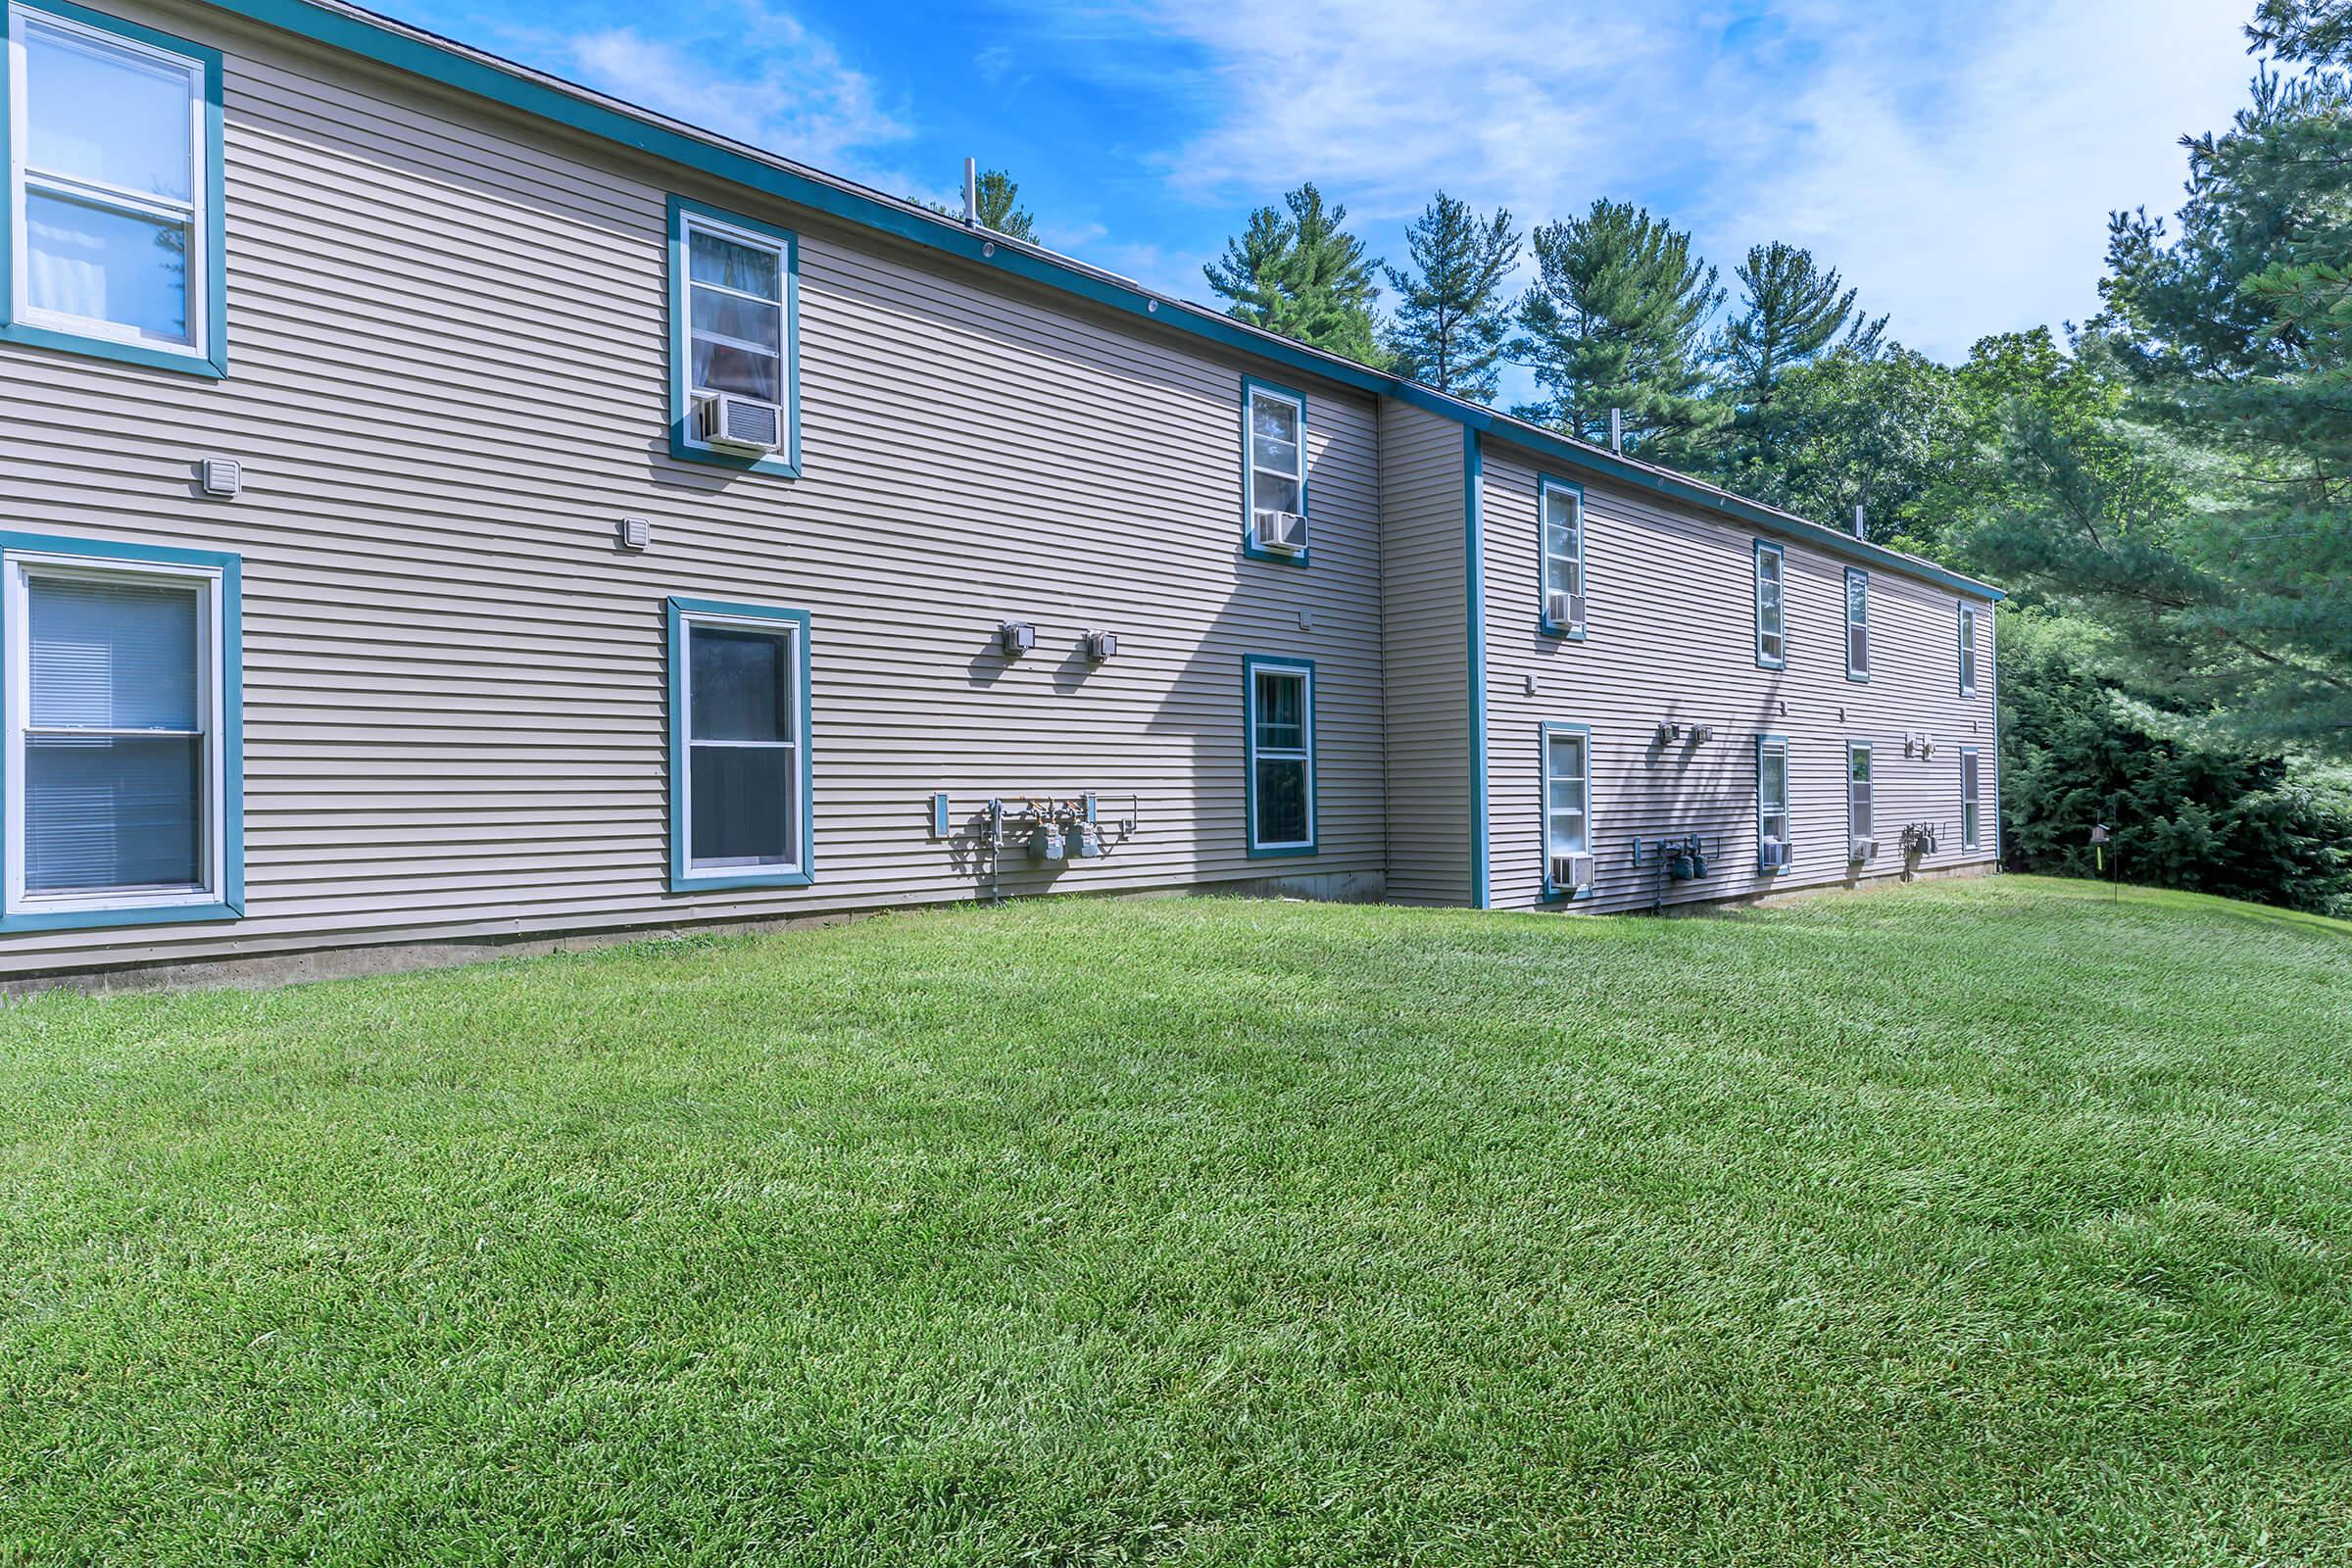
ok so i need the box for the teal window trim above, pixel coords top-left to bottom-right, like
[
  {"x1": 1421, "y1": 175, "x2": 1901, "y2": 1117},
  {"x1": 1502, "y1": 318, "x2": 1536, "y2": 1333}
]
[
  {"x1": 666, "y1": 195, "x2": 801, "y2": 479},
  {"x1": 666, "y1": 596, "x2": 814, "y2": 892},
  {"x1": 1242, "y1": 653, "x2": 1316, "y2": 858},
  {"x1": 1240, "y1": 376, "x2": 1309, "y2": 566},
  {"x1": 1539, "y1": 720, "x2": 1593, "y2": 903},
  {"x1": 1537, "y1": 473, "x2": 1586, "y2": 640},
  {"x1": 1959, "y1": 745, "x2": 1983, "y2": 852},
  {"x1": 0, "y1": 0, "x2": 227, "y2": 378},
  {"x1": 1957, "y1": 602, "x2": 1978, "y2": 697},
  {"x1": 0, "y1": 530, "x2": 243, "y2": 932},
  {"x1": 1753, "y1": 539, "x2": 1786, "y2": 669},
  {"x1": 1843, "y1": 566, "x2": 1871, "y2": 683},
  {"x1": 1756, "y1": 732, "x2": 1790, "y2": 873}
]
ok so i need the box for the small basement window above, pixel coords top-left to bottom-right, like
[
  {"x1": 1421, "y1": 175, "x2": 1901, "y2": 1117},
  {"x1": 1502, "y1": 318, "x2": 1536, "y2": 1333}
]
[
  {"x1": 1844, "y1": 568, "x2": 1870, "y2": 682},
  {"x1": 668, "y1": 599, "x2": 812, "y2": 889},
  {"x1": 1244, "y1": 655, "x2": 1315, "y2": 854},
  {"x1": 1754, "y1": 542, "x2": 1785, "y2": 667},
  {"x1": 1243, "y1": 381, "x2": 1309, "y2": 563}
]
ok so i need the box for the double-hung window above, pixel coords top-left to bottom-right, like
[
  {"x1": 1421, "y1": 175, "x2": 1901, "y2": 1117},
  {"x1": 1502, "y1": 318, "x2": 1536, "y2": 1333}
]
[
  {"x1": 1542, "y1": 723, "x2": 1593, "y2": 897},
  {"x1": 1540, "y1": 478, "x2": 1586, "y2": 636},
  {"x1": 1242, "y1": 380, "x2": 1308, "y2": 563},
  {"x1": 1958, "y1": 603, "x2": 1978, "y2": 696},
  {"x1": 667, "y1": 198, "x2": 797, "y2": 475},
  {"x1": 1757, "y1": 735, "x2": 1790, "y2": 872},
  {"x1": 1959, "y1": 748, "x2": 1983, "y2": 852},
  {"x1": 4, "y1": 2, "x2": 224, "y2": 373},
  {"x1": 3, "y1": 536, "x2": 240, "y2": 927},
  {"x1": 668, "y1": 599, "x2": 811, "y2": 890},
  {"x1": 1843, "y1": 568, "x2": 1870, "y2": 681},
  {"x1": 1846, "y1": 742, "x2": 1874, "y2": 858},
  {"x1": 1243, "y1": 655, "x2": 1314, "y2": 854},
  {"x1": 1754, "y1": 542, "x2": 1785, "y2": 667}
]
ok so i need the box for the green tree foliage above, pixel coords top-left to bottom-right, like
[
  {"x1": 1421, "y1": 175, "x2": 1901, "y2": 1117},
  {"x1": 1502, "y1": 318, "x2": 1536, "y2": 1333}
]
[
  {"x1": 1994, "y1": 36, "x2": 2352, "y2": 757},
  {"x1": 1204, "y1": 183, "x2": 1385, "y2": 364},
  {"x1": 974, "y1": 169, "x2": 1036, "y2": 242},
  {"x1": 1998, "y1": 612, "x2": 2352, "y2": 914},
  {"x1": 2249, "y1": 0, "x2": 2352, "y2": 68},
  {"x1": 1509, "y1": 200, "x2": 1726, "y2": 452},
  {"x1": 1381, "y1": 192, "x2": 1521, "y2": 400},
  {"x1": 1710, "y1": 345, "x2": 1968, "y2": 542},
  {"x1": 1714, "y1": 242, "x2": 1886, "y2": 469}
]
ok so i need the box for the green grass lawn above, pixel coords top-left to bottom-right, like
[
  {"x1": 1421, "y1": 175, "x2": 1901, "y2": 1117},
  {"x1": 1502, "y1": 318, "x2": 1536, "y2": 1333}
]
[{"x1": 3, "y1": 876, "x2": 2350, "y2": 1566}]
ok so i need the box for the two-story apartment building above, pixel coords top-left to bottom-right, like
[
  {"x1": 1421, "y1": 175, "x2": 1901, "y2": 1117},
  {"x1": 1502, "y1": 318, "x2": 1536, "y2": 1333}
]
[{"x1": 0, "y1": 0, "x2": 2002, "y2": 985}]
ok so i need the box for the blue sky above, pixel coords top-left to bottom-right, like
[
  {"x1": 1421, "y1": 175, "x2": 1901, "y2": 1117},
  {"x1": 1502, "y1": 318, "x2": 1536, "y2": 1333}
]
[{"x1": 385, "y1": 0, "x2": 2253, "y2": 396}]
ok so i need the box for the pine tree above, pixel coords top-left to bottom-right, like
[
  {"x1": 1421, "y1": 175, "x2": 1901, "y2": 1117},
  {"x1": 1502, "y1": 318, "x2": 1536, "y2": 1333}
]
[
  {"x1": 1508, "y1": 200, "x2": 1725, "y2": 452},
  {"x1": 1977, "y1": 19, "x2": 2352, "y2": 758},
  {"x1": 927, "y1": 167, "x2": 1038, "y2": 243},
  {"x1": 1204, "y1": 183, "x2": 1384, "y2": 364},
  {"x1": 1715, "y1": 242, "x2": 1885, "y2": 471},
  {"x1": 974, "y1": 169, "x2": 1035, "y2": 242},
  {"x1": 1380, "y1": 193, "x2": 1521, "y2": 400}
]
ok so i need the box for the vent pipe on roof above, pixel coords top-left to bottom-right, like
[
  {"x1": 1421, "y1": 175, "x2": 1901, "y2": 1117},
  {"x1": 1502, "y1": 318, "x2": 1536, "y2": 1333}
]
[
  {"x1": 1853, "y1": 503, "x2": 1867, "y2": 541},
  {"x1": 962, "y1": 157, "x2": 979, "y2": 226},
  {"x1": 1609, "y1": 408, "x2": 1623, "y2": 454}
]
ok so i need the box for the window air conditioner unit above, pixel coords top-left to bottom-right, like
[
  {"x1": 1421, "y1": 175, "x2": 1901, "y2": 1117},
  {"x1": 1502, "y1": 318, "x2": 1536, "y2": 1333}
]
[
  {"x1": 1848, "y1": 837, "x2": 1878, "y2": 863},
  {"x1": 1549, "y1": 852, "x2": 1594, "y2": 891},
  {"x1": 693, "y1": 392, "x2": 783, "y2": 454},
  {"x1": 1251, "y1": 509, "x2": 1307, "y2": 554},
  {"x1": 1759, "y1": 837, "x2": 1789, "y2": 870},
  {"x1": 1545, "y1": 589, "x2": 1587, "y2": 630}
]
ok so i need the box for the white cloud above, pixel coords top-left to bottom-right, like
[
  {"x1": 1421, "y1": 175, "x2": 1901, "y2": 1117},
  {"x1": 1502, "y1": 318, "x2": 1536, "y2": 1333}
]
[
  {"x1": 525, "y1": 1, "x2": 932, "y2": 202},
  {"x1": 1078, "y1": 0, "x2": 2254, "y2": 361}
]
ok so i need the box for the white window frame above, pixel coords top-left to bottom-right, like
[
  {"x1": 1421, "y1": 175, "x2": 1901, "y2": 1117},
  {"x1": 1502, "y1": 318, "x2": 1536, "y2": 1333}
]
[
  {"x1": 677, "y1": 207, "x2": 790, "y2": 453},
  {"x1": 6, "y1": 4, "x2": 211, "y2": 357},
  {"x1": 679, "y1": 609, "x2": 805, "y2": 877},
  {"x1": 1847, "y1": 741, "x2": 1874, "y2": 845},
  {"x1": 1844, "y1": 568, "x2": 1870, "y2": 682},
  {"x1": 3, "y1": 548, "x2": 224, "y2": 916},
  {"x1": 1540, "y1": 478, "x2": 1586, "y2": 636},
  {"x1": 1754, "y1": 541, "x2": 1785, "y2": 667},
  {"x1": 1960, "y1": 747, "x2": 1982, "y2": 852},
  {"x1": 1757, "y1": 734, "x2": 1790, "y2": 871},
  {"x1": 1245, "y1": 660, "x2": 1314, "y2": 854},
  {"x1": 1541, "y1": 723, "x2": 1592, "y2": 898},
  {"x1": 1958, "y1": 603, "x2": 1978, "y2": 697},
  {"x1": 1244, "y1": 382, "x2": 1308, "y2": 552}
]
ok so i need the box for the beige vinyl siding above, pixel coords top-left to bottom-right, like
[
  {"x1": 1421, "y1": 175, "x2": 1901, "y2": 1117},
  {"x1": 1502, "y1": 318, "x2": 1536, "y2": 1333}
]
[
  {"x1": 0, "y1": 0, "x2": 1387, "y2": 977},
  {"x1": 1478, "y1": 438, "x2": 1999, "y2": 913},
  {"x1": 1377, "y1": 402, "x2": 1471, "y2": 906}
]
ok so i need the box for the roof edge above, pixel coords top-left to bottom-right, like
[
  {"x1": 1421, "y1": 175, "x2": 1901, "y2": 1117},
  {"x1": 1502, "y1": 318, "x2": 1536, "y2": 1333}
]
[{"x1": 196, "y1": 0, "x2": 2004, "y2": 604}]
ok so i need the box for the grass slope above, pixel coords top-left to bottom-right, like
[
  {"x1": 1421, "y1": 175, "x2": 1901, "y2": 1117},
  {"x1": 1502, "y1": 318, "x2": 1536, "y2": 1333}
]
[{"x1": 2, "y1": 876, "x2": 2349, "y2": 1566}]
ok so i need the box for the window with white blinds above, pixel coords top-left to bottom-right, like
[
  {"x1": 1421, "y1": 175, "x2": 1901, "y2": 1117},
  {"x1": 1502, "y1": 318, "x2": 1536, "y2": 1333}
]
[{"x1": 6, "y1": 550, "x2": 226, "y2": 916}]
